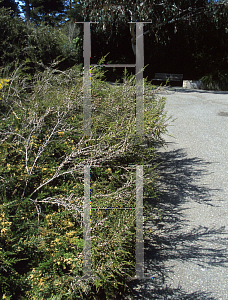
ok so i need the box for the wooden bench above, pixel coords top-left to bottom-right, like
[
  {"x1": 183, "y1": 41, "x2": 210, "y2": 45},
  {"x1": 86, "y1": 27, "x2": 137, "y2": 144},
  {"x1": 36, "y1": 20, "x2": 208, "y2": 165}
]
[{"x1": 152, "y1": 73, "x2": 183, "y2": 85}]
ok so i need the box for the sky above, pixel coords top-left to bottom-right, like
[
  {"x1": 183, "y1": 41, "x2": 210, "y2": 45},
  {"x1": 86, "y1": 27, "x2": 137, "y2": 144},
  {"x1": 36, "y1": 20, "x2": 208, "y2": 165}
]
[{"x1": 15, "y1": 0, "x2": 24, "y2": 18}]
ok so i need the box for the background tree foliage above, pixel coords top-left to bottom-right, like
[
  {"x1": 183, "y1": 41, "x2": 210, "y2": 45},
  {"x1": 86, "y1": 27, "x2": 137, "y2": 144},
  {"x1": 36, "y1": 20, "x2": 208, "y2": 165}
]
[
  {"x1": 73, "y1": 0, "x2": 228, "y2": 84},
  {"x1": 20, "y1": 0, "x2": 67, "y2": 25},
  {"x1": 0, "y1": 5, "x2": 82, "y2": 74},
  {"x1": 1, "y1": 0, "x2": 228, "y2": 84},
  {"x1": 0, "y1": 0, "x2": 19, "y2": 16}
]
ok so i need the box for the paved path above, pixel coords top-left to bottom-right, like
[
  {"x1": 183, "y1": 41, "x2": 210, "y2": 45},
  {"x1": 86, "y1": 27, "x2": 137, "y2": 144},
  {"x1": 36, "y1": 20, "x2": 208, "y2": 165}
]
[{"x1": 129, "y1": 87, "x2": 228, "y2": 299}]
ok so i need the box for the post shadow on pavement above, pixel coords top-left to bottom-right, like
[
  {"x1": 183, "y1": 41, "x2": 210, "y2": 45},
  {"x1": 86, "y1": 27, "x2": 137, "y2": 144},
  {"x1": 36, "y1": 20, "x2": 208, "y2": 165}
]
[{"x1": 126, "y1": 145, "x2": 227, "y2": 300}]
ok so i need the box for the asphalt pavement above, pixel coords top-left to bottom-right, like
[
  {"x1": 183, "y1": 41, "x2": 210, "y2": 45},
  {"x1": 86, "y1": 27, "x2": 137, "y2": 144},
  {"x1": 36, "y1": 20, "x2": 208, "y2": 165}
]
[{"x1": 129, "y1": 87, "x2": 228, "y2": 299}]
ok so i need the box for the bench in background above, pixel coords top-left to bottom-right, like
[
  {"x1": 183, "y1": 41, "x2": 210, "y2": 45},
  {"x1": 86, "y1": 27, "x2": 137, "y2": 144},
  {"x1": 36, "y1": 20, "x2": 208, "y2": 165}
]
[{"x1": 152, "y1": 73, "x2": 183, "y2": 85}]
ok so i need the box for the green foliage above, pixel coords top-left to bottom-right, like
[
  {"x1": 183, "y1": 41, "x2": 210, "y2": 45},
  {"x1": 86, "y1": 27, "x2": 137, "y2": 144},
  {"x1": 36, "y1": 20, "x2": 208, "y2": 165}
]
[
  {"x1": 200, "y1": 74, "x2": 216, "y2": 90},
  {"x1": 217, "y1": 70, "x2": 228, "y2": 91},
  {"x1": 0, "y1": 0, "x2": 20, "y2": 16},
  {"x1": 20, "y1": 0, "x2": 67, "y2": 26},
  {"x1": 2, "y1": 1, "x2": 228, "y2": 84},
  {"x1": 67, "y1": 2, "x2": 84, "y2": 23},
  {"x1": 0, "y1": 57, "x2": 171, "y2": 299},
  {"x1": 200, "y1": 70, "x2": 228, "y2": 91},
  {"x1": 0, "y1": 7, "x2": 28, "y2": 67},
  {"x1": 74, "y1": 1, "x2": 228, "y2": 82},
  {"x1": 0, "y1": 6, "x2": 80, "y2": 73}
]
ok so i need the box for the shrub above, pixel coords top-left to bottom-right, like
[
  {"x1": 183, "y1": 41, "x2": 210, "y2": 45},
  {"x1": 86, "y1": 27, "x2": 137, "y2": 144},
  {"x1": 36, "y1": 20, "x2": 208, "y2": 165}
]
[
  {"x1": 0, "y1": 55, "x2": 171, "y2": 299},
  {"x1": 0, "y1": 6, "x2": 80, "y2": 74},
  {"x1": 200, "y1": 69, "x2": 228, "y2": 91},
  {"x1": 217, "y1": 70, "x2": 228, "y2": 91}
]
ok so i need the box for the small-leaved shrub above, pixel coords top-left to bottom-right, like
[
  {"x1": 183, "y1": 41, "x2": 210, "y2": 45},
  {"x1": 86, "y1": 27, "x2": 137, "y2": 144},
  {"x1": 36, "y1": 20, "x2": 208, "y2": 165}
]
[{"x1": 0, "y1": 55, "x2": 171, "y2": 299}]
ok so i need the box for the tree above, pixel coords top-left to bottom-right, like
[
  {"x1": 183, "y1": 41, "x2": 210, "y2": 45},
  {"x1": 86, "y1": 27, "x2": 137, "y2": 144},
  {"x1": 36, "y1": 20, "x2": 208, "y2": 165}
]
[
  {"x1": 20, "y1": 0, "x2": 67, "y2": 26},
  {"x1": 0, "y1": 0, "x2": 20, "y2": 16},
  {"x1": 67, "y1": 1, "x2": 84, "y2": 23},
  {"x1": 74, "y1": 0, "x2": 228, "y2": 82},
  {"x1": 24, "y1": 0, "x2": 30, "y2": 22},
  {"x1": 77, "y1": 1, "x2": 210, "y2": 56}
]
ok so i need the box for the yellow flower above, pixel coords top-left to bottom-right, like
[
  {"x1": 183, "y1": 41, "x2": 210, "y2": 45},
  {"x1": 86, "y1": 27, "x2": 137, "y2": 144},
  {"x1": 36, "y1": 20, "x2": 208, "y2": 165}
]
[
  {"x1": 66, "y1": 230, "x2": 75, "y2": 236},
  {"x1": 1, "y1": 228, "x2": 7, "y2": 235},
  {"x1": 0, "y1": 79, "x2": 9, "y2": 90},
  {"x1": 12, "y1": 111, "x2": 20, "y2": 119},
  {"x1": 39, "y1": 280, "x2": 44, "y2": 287},
  {"x1": 58, "y1": 131, "x2": 64, "y2": 135}
]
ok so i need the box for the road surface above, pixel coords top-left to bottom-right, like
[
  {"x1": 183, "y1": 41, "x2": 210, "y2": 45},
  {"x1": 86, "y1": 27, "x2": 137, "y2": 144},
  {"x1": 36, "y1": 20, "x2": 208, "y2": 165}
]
[{"x1": 129, "y1": 87, "x2": 228, "y2": 299}]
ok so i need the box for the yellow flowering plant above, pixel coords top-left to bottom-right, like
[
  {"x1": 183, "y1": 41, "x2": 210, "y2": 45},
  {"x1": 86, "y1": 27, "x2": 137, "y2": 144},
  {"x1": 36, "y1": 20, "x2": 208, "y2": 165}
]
[
  {"x1": 0, "y1": 59, "x2": 171, "y2": 299},
  {"x1": 0, "y1": 78, "x2": 10, "y2": 100}
]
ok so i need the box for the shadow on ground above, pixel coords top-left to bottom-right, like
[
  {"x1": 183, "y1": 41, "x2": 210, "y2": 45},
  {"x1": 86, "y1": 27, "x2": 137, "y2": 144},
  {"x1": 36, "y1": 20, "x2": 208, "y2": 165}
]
[{"x1": 124, "y1": 145, "x2": 227, "y2": 300}]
